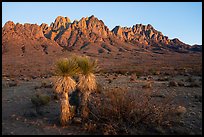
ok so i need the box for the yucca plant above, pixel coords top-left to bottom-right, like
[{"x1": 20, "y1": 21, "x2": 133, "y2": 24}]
[
  {"x1": 76, "y1": 56, "x2": 98, "y2": 119},
  {"x1": 54, "y1": 57, "x2": 80, "y2": 126}
]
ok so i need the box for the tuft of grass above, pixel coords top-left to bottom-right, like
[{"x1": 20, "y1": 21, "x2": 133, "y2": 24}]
[
  {"x1": 187, "y1": 82, "x2": 200, "y2": 87},
  {"x1": 185, "y1": 76, "x2": 195, "y2": 83},
  {"x1": 41, "y1": 80, "x2": 53, "y2": 88},
  {"x1": 149, "y1": 68, "x2": 159, "y2": 75},
  {"x1": 31, "y1": 93, "x2": 50, "y2": 115},
  {"x1": 31, "y1": 93, "x2": 50, "y2": 106},
  {"x1": 174, "y1": 106, "x2": 187, "y2": 116},
  {"x1": 142, "y1": 82, "x2": 152, "y2": 88},
  {"x1": 130, "y1": 73, "x2": 137, "y2": 81},
  {"x1": 178, "y1": 81, "x2": 185, "y2": 87},
  {"x1": 158, "y1": 76, "x2": 169, "y2": 81},
  {"x1": 169, "y1": 81, "x2": 178, "y2": 87}
]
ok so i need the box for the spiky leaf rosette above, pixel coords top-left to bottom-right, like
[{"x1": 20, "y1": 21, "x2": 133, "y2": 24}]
[
  {"x1": 55, "y1": 58, "x2": 80, "y2": 77},
  {"x1": 76, "y1": 56, "x2": 98, "y2": 76},
  {"x1": 54, "y1": 57, "x2": 79, "y2": 94}
]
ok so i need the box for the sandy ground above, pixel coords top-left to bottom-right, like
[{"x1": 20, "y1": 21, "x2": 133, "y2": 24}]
[{"x1": 2, "y1": 74, "x2": 202, "y2": 135}]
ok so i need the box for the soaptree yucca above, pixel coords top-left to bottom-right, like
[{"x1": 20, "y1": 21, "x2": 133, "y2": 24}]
[
  {"x1": 76, "y1": 56, "x2": 98, "y2": 119},
  {"x1": 54, "y1": 57, "x2": 79, "y2": 126}
]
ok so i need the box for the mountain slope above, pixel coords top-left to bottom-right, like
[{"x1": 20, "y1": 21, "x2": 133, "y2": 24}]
[{"x1": 2, "y1": 15, "x2": 201, "y2": 56}]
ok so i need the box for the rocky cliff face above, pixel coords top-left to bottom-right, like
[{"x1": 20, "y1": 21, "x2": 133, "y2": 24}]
[
  {"x1": 40, "y1": 15, "x2": 114, "y2": 50},
  {"x1": 2, "y1": 21, "x2": 61, "y2": 56},
  {"x1": 2, "y1": 15, "x2": 201, "y2": 55},
  {"x1": 111, "y1": 24, "x2": 191, "y2": 52}
]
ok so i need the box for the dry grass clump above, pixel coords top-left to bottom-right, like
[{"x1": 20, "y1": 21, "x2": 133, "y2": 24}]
[
  {"x1": 31, "y1": 93, "x2": 50, "y2": 107},
  {"x1": 178, "y1": 81, "x2": 185, "y2": 87},
  {"x1": 187, "y1": 82, "x2": 200, "y2": 87},
  {"x1": 40, "y1": 80, "x2": 53, "y2": 88},
  {"x1": 85, "y1": 88, "x2": 181, "y2": 135},
  {"x1": 185, "y1": 76, "x2": 195, "y2": 83},
  {"x1": 142, "y1": 82, "x2": 152, "y2": 88},
  {"x1": 149, "y1": 68, "x2": 160, "y2": 75},
  {"x1": 157, "y1": 76, "x2": 169, "y2": 81},
  {"x1": 130, "y1": 73, "x2": 137, "y2": 81},
  {"x1": 31, "y1": 93, "x2": 50, "y2": 115},
  {"x1": 169, "y1": 81, "x2": 178, "y2": 87},
  {"x1": 174, "y1": 106, "x2": 187, "y2": 116}
]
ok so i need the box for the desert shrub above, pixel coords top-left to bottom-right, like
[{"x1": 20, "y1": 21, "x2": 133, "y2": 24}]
[
  {"x1": 85, "y1": 88, "x2": 181, "y2": 135},
  {"x1": 114, "y1": 70, "x2": 127, "y2": 75},
  {"x1": 174, "y1": 106, "x2": 187, "y2": 116},
  {"x1": 149, "y1": 68, "x2": 159, "y2": 75},
  {"x1": 185, "y1": 76, "x2": 195, "y2": 83},
  {"x1": 158, "y1": 76, "x2": 169, "y2": 81},
  {"x1": 41, "y1": 80, "x2": 54, "y2": 88},
  {"x1": 177, "y1": 81, "x2": 185, "y2": 87},
  {"x1": 95, "y1": 83, "x2": 103, "y2": 94},
  {"x1": 118, "y1": 47, "x2": 125, "y2": 52},
  {"x1": 31, "y1": 93, "x2": 50, "y2": 106},
  {"x1": 6, "y1": 81, "x2": 18, "y2": 87},
  {"x1": 98, "y1": 48, "x2": 104, "y2": 53},
  {"x1": 194, "y1": 95, "x2": 202, "y2": 102},
  {"x1": 169, "y1": 81, "x2": 178, "y2": 87},
  {"x1": 187, "y1": 82, "x2": 200, "y2": 87},
  {"x1": 31, "y1": 93, "x2": 51, "y2": 115},
  {"x1": 130, "y1": 73, "x2": 137, "y2": 81},
  {"x1": 142, "y1": 82, "x2": 152, "y2": 88},
  {"x1": 135, "y1": 71, "x2": 143, "y2": 78}
]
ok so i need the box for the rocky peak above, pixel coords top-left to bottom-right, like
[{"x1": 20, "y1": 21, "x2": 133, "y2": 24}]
[
  {"x1": 3, "y1": 22, "x2": 45, "y2": 39},
  {"x1": 50, "y1": 16, "x2": 71, "y2": 31},
  {"x1": 112, "y1": 23, "x2": 171, "y2": 45},
  {"x1": 79, "y1": 15, "x2": 109, "y2": 38},
  {"x1": 172, "y1": 38, "x2": 181, "y2": 43},
  {"x1": 40, "y1": 23, "x2": 51, "y2": 35},
  {"x1": 112, "y1": 26, "x2": 124, "y2": 38},
  {"x1": 3, "y1": 21, "x2": 15, "y2": 31},
  {"x1": 40, "y1": 23, "x2": 49, "y2": 30}
]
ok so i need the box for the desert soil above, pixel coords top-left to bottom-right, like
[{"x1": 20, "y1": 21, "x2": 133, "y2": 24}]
[{"x1": 2, "y1": 73, "x2": 202, "y2": 135}]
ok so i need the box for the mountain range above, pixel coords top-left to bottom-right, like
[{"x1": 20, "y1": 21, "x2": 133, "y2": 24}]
[{"x1": 2, "y1": 15, "x2": 202, "y2": 56}]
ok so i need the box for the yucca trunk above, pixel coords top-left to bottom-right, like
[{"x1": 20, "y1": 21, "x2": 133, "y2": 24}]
[
  {"x1": 78, "y1": 90, "x2": 91, "y2": 119},
  {"x1": 77, "y1": 73, "x2": 97, "y2": 119},
  {"x1": 60, "y1": 92, "x2": 72, "y2": 126},
  {"x1": 55, "y1": 76, "x2": 76, "y2": 126}
]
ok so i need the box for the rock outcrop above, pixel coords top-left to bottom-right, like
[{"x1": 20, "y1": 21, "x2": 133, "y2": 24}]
[{"x1": 2, "y1": 21, "x2": 62, "y2": 55}]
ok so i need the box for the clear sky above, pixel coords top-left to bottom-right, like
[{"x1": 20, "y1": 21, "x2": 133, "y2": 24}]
[{"x1": 2, "y1": 2, "x2": 202, "y2": 45}]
